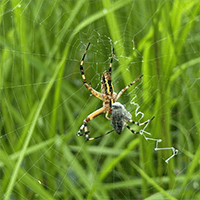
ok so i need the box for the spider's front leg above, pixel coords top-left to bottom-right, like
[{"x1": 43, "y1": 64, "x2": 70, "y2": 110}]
[
  {"x1": 116, "y1": 75, "x2": 143, "y2": 101},
  {"x1": 77, "y1": 107, "x2": 106, "y2": 140},
  {"x1": 80, "y1": 43, "x2": 105, "y2": 101}
]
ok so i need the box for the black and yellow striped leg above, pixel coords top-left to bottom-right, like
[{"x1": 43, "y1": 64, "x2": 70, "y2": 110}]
[
  {"x1": 108, "y1": 47, "x2": 114, "y2": 75},
  {"x1": 116, "y1": 75, "x2": 143, "y2": 101},
  {"x1": 124, "y1": 116, "x2": 155, "y2": 134},
  {"x1": 88, "y1": 130, "x2": 114, "y2": 141},
  {"x1": 129, "y1": 116, "x2": 155, "y2": 126},
  {"x1": 76, "y1": 122, "x2": 91, "y2": 140},
  {"x1": 80, "y1": 43, "x2": 90, "y2": 83},
  {"x1": 76, "y1": 120, "x2": 91, "y2": 140},
  {"x1": 124, "y1": 122, "x2": 140, "y2": 134},
  {"x1": 76, "y1": 107, "x2": 106, "y2": 140},
  {"x1": 80, "y1": 43, "x2": 105, "y2": 101}
]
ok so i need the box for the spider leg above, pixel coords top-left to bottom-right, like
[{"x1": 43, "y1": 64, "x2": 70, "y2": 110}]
[
  {"x1": 124, "y1": 116, "x2": 155, "y2": 134},
  {"x1": 88, "y1": 130, "x2": 114, "y2": 141},
  {"x1": 80, "y1": 42, "x2": 105, "y2": 101},
  {"x1": 108, "y1": 47, "x2": 114, "y2": 75},
  {"x1": 105, "y1": 111, "x2": 112, "y2": 120},
  {"x1": 129, "y1": 116, "x2": 155, "y2": 126},
  {"x1": 77, "y1": 107, "x2": 106, "y2": 140},
  {"x1": 124, "y1": 122, "x2": 140, "y2": 134},
  {"x1": 116, "y1": 75, "x2": 143, "y2": 101}
]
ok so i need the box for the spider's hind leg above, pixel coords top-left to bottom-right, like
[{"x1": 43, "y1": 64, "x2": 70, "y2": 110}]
[
  {"x1": 77, "y1": 125, "x2": 91, "y2": 140},
  {"x1": 87, "y1": 130, "x2": 114, "y2": 141},
  {"x1": 124, "y1": 122, "x2": 140, "y2": 134},
  {"x1": 128, "y1": 116, "x2": 155, "y2": 126},
  {"x1": 124, "y1": 116, "x2": 155, "y2": 134},
  {"x1": 76, "y1": 124, "x2": 86, "y2": 136},
  {"x1": 76, "y1": 107, "x2": 106, "y2": 140}
]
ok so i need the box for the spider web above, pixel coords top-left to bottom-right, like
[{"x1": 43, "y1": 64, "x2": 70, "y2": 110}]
[{"x1": 0, "y1": 0, "x2": 200, "y2": 199}]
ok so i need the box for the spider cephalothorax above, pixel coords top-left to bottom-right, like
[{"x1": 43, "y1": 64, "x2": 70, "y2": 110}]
[
  {"x1": 77, "y1": 43, "x2": 154, "y2": 140},
  {"x1": 101, "y1": 70, "x2": 117, "y2": 115}
]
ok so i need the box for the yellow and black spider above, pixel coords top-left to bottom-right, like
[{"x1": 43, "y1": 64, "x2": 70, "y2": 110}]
[{"x1": 77, "y1": 43, "x2": 154, "y2": 140}]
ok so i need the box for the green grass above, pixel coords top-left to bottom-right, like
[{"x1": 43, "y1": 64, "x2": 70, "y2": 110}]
[{"x1": 0, "y1": 0, "x2": 200, "y2": 199}]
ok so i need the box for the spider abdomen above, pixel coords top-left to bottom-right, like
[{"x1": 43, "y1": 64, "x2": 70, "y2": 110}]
[
  {"x1": 110, "y1": 102, "x2": 132, "y2": 134},
  {"x1": 110, "y1": 109, "x2": 124, "y2": 134}
]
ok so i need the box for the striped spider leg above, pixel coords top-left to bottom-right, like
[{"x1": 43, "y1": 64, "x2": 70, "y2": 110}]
[{"x1": 124, "y1": 116, "x2": 155, "y2": 134}]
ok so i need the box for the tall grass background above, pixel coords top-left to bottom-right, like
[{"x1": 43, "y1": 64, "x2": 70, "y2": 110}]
[{"x1": 0, "y1": 0, "x2": 200, "y2": 199}]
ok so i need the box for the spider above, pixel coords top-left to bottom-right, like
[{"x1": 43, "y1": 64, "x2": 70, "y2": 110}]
[{"x1": 77, "y1": 43, "x2": 154, "y2": 140}]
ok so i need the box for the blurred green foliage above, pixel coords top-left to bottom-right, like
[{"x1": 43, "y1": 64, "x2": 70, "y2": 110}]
[{"x1": 0, "y1": 0, "x2": 200, "y2": 199}]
